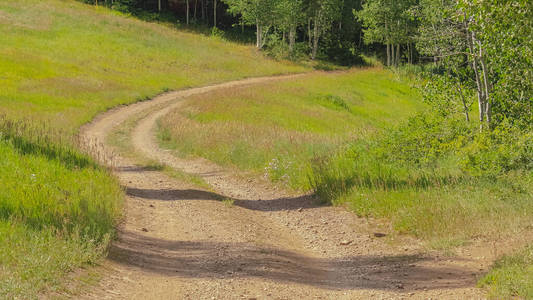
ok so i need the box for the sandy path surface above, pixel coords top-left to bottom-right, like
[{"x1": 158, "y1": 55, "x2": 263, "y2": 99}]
[{"x1": 79, "y1": 75, "x2": 487, "y2": 299}]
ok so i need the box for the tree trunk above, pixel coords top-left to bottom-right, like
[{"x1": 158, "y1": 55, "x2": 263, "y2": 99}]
[
  {"x1": 468, "y1": 30, "x2": 486, "y2": 124},
  {"x1": 289, "y1": 25, "x2": 296, "y2": 53},
  {"x1": 213, "y1": 0, "x2": 217, "y2": 28},
  {"x1": 479, "y1": 47, "x2": 492, "y2": 125},
  {"x1": 201, "y1": 0, "x2": 205, "y2": 21},
  {"x1": 385, "y1": 21, "x2": 389, "y2": 66},
  {"x1": 256, "y1": 21, "x2": 262, "y2": 48},
  {"x1": 158, "y1": 0, "x2": 161, "y2": 11},
  {"x1": 186, "y1": 0, "x2": 190, "y2": 25},
  {"x1": 395, "y1": 44, "x2": 400, "y2": 66},
  {"x1": 456, "y1": 83, "x2": 470, "y2": 122},
  {"x1": 386, "y1": 43, "x2": 390, "y2": 67},
  {"x1": 407, "y1": 43, "x2": 411, "y2": 64},
  {"x1": 312, "y1": 15, "x2": 320, "y2": 60},
  {"x1": 194, "y1": 0, "x2": 197, "y2": 21},
  {"x1": 308, "y1": 18, "x2": 312, "y2": 49}
]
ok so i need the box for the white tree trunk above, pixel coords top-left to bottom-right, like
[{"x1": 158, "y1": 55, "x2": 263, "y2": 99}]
[
  {"x1": 289, "y1": 25, "x2": 296, "y2": 53},
  {"x1": 469, "y1": 31, "x2": 486, "y2": 124},
  {"x1": 312, "y1": 12, "x2": 321, "y2": 60},
  {"x1": 479, "y1": 47, "x2": 492, "y2": 124},
  {"x1": 256, "y1": 21, "x2": 262, "y2": 48},
  {"x1": 386, "y1": 43, "x2": 390, "y2": 66},
  {"x1": 158, "y1": 0, "x2": 161, "y2": 11}
]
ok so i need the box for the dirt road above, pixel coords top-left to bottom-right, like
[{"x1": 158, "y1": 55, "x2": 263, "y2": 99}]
[{"x1": 79, "y1": 75, "x2": 486, "y2": 299}]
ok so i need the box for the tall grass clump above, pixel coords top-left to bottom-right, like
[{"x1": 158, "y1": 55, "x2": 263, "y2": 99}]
[
  {"x1": 0, "y1": 117, "x2": 122, "y2": 298},
  {"x1": 310, "y1": 111, "x2": 533, "y2": 243},
  {"x1": 0, "y1": 116, "x2": 122, "y2": 239},
  {"x1": 479, "y1": 245, "x2": 533, "y2": 299}
]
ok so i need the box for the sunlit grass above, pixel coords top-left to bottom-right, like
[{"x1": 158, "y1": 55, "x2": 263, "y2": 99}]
[
  {"x1": 0, "y1": 221, "x2": 106, "y2": 298},
  {"x1": 480, "y1": 244, "x2": 533, "y2": 299},
  {"x1": 0, "y1": 0, "x2": 306, "y2": 297},
  {"x1": 158, "y1": 68, "x2": 424, "y2": 189},
  {"x1": 0, "y1": 119, "x2": 121, "y2": 298},
  {"x1": 0, "y1": 0, "x2": 306, "y2": 132}
]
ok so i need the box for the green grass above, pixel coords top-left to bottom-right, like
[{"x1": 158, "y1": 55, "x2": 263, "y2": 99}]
[
  {"x1": 480, "y1": 244, "x2": 533, "y2": 299},
  {"x1": 0, "y1": 0, "x2": 306, "y2": 297},
  {"x1": 0, "y1": 119, "x2": 121, "y2": 298},
  {"x1": 158, "y1": 68, "x2": 424, "y2": 189},
  {"x1": 0, "y1": 127, "x2": 122, "y2": 238},
  {"x1": 307, "y1": 108, "x2": 533, "y2": 295},
  {"x1": 0, "y1": 221, "x2": 105, "y2": 298},
  {"x1": 308, "y1": 113, "x2": 533, "y2": 248},
  {"x1": 0, "y1": 0, "x2": 306, "y2": 131}
]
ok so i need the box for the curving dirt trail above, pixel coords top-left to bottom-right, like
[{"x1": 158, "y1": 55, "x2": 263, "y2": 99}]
[{"x1": 79, "y1": 75, "x2": 487, "y2": 299}]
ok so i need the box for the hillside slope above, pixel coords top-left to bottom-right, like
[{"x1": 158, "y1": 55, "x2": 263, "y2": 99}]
[
  {"x1": 0, "y1": 0, "x2": 305, "y2": 297},
  {"x1": 0, "y1": 0, "x2": 305, "y2": 130},
  {"x1": 158, "y1": 68, "x2": 424, "y2": 189}
]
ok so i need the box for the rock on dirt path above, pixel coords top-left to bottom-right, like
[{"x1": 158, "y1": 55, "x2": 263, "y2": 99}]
[{"x1": 79, "y1": 75, "x2": 486, "y2": 299}]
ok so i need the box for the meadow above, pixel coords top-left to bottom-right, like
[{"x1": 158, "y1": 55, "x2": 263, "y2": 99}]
[
  {"x1": 1, "y1": 0, "x2": 530, "y2": 297},
  {"x1": 0, "y1": 0, "x2": 305, "y2": 297},
  {"x1": 158, "y1": 66, "x2": 532, "y2": 298},
  {"x1": 158, "y1": 68, "x2": 424, "y2": 189}
]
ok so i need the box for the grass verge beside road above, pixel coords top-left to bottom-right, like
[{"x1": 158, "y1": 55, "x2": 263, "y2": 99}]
[{"x1": 158, "y1": 68, "x2": 424, "y2": 190}]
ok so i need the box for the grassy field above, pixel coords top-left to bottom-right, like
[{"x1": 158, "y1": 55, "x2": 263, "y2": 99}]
[
  {"x1": 0, "y1": 0, "x2": 306, "y2": 297},
  {"x1": 0, "y1": 0, "x2": 305, "y2": 130},
  {"x1": 158, "y1": 68, "x2": 424, "y2": 189},
  {"x1": 157, "y1": 66, "x2": 533, "y2": 298}
]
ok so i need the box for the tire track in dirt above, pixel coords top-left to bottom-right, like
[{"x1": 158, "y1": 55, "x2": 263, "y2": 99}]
[{"x1": 79, "y1": 74, "x2": 486, "y2": 299}]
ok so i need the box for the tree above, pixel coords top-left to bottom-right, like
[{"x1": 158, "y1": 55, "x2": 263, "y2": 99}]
[
  {"x1": 223, "y1": 0, "x2": 278, "y2": 48},
  {"x1": 275, "y1": 0, "x2": 304, "y2": 53},
  {"x1": 307, "y1": 0, "x2": 342, "y2": 59},
  {"x1": 415, "y1": 0, "x2": 532, "y2": 128},
  {"x1": 464, "y1": 0, "x2": 533, "y2": 127},
  {"x1": 356, "y1": 0, "x2": 416, "y2": 66}
]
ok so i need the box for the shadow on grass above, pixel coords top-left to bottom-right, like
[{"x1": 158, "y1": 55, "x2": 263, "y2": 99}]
[{"x1": 110, "y1": 230, "x2": 479, "y2": 291}]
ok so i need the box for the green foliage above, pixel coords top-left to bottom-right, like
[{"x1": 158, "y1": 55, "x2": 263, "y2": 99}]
[
  {"x1": 467, "y1": 0, "x2": 533, "y2": 127},
  {"x1": 356, "y1": 0, "x2": 417, "y2": 55},
  {"x1": 480, "y1": 244, "x2": 533, "y2": 299},
  {"x1": 309, "y1": 109, "x2": 533, "y2": 244},
  {"x1": 0, "y1": 119, "x2": 122, "y2": 298},
  {"x1": 416, "y1": 0, "x2": 532, "y2": 127},
  {"x1": 460, "y1": 122, "x2": 533, "y2": 177}
]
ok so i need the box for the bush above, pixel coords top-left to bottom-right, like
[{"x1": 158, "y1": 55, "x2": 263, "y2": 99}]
[{"x1": 459, "y1": 121, "x2": 533, "y2": 177}]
